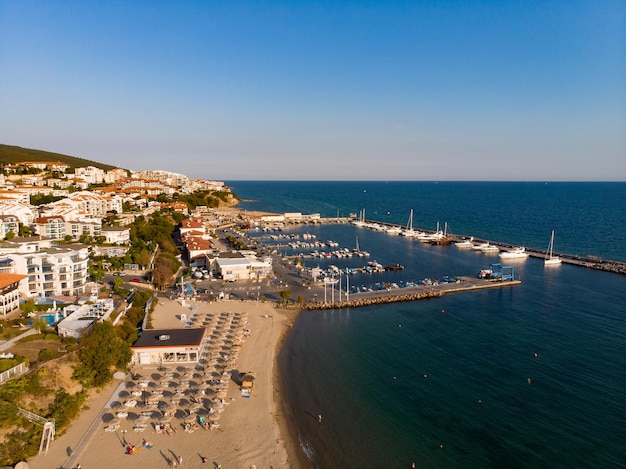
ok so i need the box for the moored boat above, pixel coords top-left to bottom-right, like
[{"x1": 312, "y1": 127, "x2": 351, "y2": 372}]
[
  {"x1": 454, "y1": 237, "x2": 474, "y2": 248},
  {"x1": 544, "y1": 230, "x2": 562, "y2": 266},
  {"x1": 499, "y1": 246, "x2": 528, "y2": 259}
]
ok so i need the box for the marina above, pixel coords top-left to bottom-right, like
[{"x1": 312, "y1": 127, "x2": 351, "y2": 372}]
[
  {"x1": 235, "y1": 181, "x2": 626, "y2": 469},
  {"x1": 248, "y1": 215, "x2": 626, "y2": 276}
]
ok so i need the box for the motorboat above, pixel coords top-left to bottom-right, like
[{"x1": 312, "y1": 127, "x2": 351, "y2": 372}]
[
  {"x1": 499, "y1": 247, "x2": 529, "y2": 259},
  {"x1": 454, "y1": 237, "x2": 474, "y2": 248}
]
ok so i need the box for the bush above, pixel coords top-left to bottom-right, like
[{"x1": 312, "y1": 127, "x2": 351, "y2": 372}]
[{"x1": 37, "y1": 349, "x2": 56, "y2": 362}]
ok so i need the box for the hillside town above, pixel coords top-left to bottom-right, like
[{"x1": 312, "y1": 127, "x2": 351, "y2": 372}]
[{"x1": 0, "y1": 160, "x2": 249, "y2": 327}]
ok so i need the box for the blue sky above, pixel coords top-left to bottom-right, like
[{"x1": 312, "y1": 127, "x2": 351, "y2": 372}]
[{"x1": 1, "y1": 1, "x2": 624, "y2": 181}]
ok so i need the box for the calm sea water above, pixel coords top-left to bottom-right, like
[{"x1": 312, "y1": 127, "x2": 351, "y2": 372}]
[{"x1": 228, "y1": 181, "x2": 626, "y2": 469}]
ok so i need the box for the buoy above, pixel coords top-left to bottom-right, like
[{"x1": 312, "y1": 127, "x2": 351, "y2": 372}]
[
  {"x1": 533, "y1": 353, "x2": 538, "y2": 358},
  {"x1": 423, "y1": 374, "x2": 428, "y2": 378}
]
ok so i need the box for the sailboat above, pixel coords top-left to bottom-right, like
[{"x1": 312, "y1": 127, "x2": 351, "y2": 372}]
[
  {"x1": 544, "y1": 230, "x2": 562, "y2": 266},
  {"x1": 400, "y1": 209, "x2": 420, "y2": 237}
]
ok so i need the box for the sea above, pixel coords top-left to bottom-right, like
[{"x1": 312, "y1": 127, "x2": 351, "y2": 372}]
[{"x1": 227, "y1": 181, "x2": 626, "y2": 469}]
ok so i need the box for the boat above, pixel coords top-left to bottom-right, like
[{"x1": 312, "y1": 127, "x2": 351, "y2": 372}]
[
  {"x1": 544, "y1": 230, "x2": 562, "y2": 266},
  {"x1": 400, "y1": 209, "x2": 421, "y2": 237},
  {"x1": 454, "y1": 237, "x2": 474, "y2": 248},
  {"x1": 499, "y1": 246, "x2": 529, "y2": 259},
  {"x1": 480, "y1": 244, "x2": 500, "y2": 253}
]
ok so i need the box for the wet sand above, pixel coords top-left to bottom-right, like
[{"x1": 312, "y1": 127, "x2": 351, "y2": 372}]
[{"x1": 27, "y1": 298, "x2": 304, "y2": 469}]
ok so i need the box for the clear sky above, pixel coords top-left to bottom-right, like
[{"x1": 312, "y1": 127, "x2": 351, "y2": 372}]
[{"x1": 1, "y1": 1, "x2": 624, "y2": 181}]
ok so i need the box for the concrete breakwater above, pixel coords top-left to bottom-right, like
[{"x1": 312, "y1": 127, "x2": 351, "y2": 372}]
[
  {"x1": 282, "y1": 277, "x2": 522, "y2": 310},
  {"x1": 294, "y1": 289, "x2": 446, "y2": 310}
]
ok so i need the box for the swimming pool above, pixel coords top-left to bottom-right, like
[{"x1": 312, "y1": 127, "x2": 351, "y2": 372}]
[{"x1": 29, "y1": 313, "x2": 61, "y2": 326}]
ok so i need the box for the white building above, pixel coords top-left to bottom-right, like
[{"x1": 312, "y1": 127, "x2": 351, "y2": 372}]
[
  {"x1": 31, "y1": 216, "x2": 101, "y2": 241},
  {"x1": 74, "y1": 166, "x2": 105, "y2": 184},
  {"x1": 57, "y1": 297, "x2": 115, "y2": 340},
  {"x1": 0, "y1": 215, "x2": 19, "y2": 239},
  {"x1": 0, "y1": 273, "x2": 28, "y2": 316},
  {"x1": 9, "y1": 244, "x2": 90, "y2": 298},
  {"x1": 209, "y1": 252, "x2": 272, "y2": 281},
  {"x1": 101, "y1": 226, "x2": 131, "y2": 244},
  {"x1": 0, "y1": 202, "x2": 38, "y2": 226}
]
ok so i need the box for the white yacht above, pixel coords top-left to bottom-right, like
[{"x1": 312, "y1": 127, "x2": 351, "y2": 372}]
[
  {"x1": 454, "y1": 237, "x2": 474, "y2": 248},
  {"x1": 499, "y1": 246, "x2": 529, "y2": 259}
]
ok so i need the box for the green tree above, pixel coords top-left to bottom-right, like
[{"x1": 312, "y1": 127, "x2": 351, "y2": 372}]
[
  {"x1": 18, "y1": 225, "x2": 32, "y2": 237},
  {"x1": 135, "y1": 249, "x2": 152, "y2": 269},
  {"x1": 20, "y1": 299, "x2": 36, "y2": 318},
  {"x1": 31, "y1": 317, "x2": 49, "y2": 334},
  {"x1": 72, "y1": 322, "x2": 131, "y2": 387},
  {"x1": 280, "y1": 290, "x2": 291, "y2": 305}
]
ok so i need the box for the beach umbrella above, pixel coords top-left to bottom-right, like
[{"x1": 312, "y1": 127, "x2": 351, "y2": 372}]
[
  {"x1": 163, "y1": 404, "x2": 177, "y2": 415},
  {"x1": 159, "y1": 415, "x2": 172, "y2": 423},
  {"x1": 108, "y1": 418, "x2": 121, "y2": 426},
  {"x1": 208, "y1": 413, "x2": 221, "y2": 422},
  {"x1": 136, "y1": 415, "x2": 150, "y2": 423},
  {"x1": 184, "y1": 414, "x2": 197, "y2": 423},
  {"x1": 189, "y1": 403, "x2": 202, "y2": 413}
]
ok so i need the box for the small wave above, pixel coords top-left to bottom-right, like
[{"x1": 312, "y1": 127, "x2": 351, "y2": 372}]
[{"x1": 299, "y1": 434, "x2": 316, "y2": 462}]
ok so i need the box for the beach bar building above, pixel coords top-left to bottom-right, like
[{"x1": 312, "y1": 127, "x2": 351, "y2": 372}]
[{"x1": 131, "y1": 328, "x2": 208, "y2": 366}]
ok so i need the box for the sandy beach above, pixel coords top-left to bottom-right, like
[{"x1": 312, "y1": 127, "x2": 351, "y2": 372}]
[{"x1": 27, "y1": 298, "x2": 303, "y2": 469}]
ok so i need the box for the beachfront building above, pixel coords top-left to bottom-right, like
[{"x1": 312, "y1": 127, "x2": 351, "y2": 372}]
[
  {"x1": 208, "y1": 251, "x2": 272, "y2": 281},
  {"x1": 0, "y1": 273, "x2": 28, "y2": 316},
  {"x1": 131, "y1": 328, "x2": 208, "y2": 365}
]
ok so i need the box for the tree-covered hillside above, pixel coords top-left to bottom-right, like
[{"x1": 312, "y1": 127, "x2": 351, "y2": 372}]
[{"x1": 0, "y1": 144, "x2": 118, "y2": 171}]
